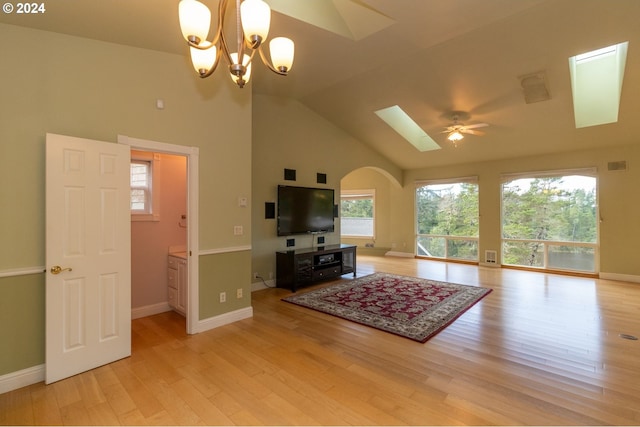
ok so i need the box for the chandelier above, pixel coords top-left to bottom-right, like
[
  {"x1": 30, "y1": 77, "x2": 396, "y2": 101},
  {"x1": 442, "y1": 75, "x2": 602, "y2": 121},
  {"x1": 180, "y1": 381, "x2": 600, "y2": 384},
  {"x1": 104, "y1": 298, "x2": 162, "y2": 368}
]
[{"x1": 178, "y1": 0, "x2": 295, "y2": 88}]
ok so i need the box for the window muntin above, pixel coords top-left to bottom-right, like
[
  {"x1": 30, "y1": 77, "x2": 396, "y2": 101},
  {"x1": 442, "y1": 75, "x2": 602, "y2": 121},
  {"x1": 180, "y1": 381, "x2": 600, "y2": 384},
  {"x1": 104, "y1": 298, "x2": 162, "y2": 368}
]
[{"x1": 340, "y1": 190, "x2": 375, "y2": 238}]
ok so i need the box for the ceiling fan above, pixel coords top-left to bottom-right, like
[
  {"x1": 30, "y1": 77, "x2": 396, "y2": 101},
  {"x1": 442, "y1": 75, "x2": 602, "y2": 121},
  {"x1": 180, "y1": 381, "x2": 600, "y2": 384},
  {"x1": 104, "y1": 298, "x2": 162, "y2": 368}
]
[{"x1": 441, "y1": 114, "x2": 489, "y2": 145}]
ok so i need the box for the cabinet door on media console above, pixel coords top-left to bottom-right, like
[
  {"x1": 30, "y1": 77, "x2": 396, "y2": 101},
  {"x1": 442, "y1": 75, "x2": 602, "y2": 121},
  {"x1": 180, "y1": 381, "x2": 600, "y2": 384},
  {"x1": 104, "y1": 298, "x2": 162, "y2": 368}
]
[
  {"x1": 342, "y1": 247, "x2": 356, "y2": 275},
  {"x1": 295, "y1": 254, "x2": 313, "y2": 282}
]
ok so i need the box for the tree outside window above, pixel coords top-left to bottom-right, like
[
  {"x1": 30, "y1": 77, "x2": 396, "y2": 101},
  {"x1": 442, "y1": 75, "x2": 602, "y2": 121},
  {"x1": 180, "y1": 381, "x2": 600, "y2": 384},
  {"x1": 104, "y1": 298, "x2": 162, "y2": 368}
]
[
  {"x1": 501, "y1": 174, "x2": 597, "y2": 271},
  {"x1": 416, "y1": 181, "x2": 479, "y2": 260},
  {"x1": 341, "y1": 190, "x2": 374, "y2": 238}
]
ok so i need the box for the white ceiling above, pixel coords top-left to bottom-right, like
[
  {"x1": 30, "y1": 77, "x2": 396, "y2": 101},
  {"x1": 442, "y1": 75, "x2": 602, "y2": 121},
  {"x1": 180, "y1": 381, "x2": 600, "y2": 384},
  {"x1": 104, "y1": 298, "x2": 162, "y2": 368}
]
[{"x1": 2, "y1": 0, "x2": 639, "y2": 170}]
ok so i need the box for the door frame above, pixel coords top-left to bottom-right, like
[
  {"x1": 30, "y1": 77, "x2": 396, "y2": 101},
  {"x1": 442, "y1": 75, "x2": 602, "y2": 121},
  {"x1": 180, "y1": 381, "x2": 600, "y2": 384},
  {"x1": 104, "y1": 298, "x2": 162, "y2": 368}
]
[{"x1": 118, "y1": 135, "x2": 200, "y2": 334}]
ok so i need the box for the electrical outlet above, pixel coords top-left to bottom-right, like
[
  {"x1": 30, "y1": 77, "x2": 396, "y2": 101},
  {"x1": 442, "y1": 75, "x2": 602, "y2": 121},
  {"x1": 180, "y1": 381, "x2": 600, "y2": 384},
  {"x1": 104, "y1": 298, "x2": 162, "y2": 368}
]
[
  {"x1": 219, "y1": 292, "x2": 226, "y2": 303},
  {"x1": 234, "y1": 225, "x2": 243, "y2": 235},
  {"x1": 253, "y1": 272, "x2": 259, "y2": 279},
  {"x1": 236, "y1": 288, "x2": 243, "y2": 299}
]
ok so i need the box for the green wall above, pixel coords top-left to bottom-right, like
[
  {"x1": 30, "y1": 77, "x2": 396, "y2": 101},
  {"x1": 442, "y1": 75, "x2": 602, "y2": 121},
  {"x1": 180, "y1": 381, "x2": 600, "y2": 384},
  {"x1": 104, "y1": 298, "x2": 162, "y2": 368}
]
[
  {"x1": 0, "y1": 274, "x2": 45, "y2": 372},
  {"x1": 0, "y1": 24, "x2": 252, "y2": 376},
  {"x1": 199, "y1": 251, "x2": 252, "y2": 319},
  {"x1": 250, "y1": 94, "x2": 402, "y2": 283}
]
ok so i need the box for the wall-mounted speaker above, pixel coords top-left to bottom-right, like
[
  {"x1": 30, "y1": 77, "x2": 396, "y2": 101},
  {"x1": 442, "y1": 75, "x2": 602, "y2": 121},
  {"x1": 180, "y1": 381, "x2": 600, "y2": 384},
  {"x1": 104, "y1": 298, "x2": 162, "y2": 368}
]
[
  {"x1": 265, "y1": 202, "x2": 275, "y2": 219},
  {"x1": 284, "y1": 168, "x2": 296, "y2": 181},
  {"x1": 317, "y1": 173, "x2": 327, "y2": 184},
  {"x1": 333, "y1": 204, "x2": 339, "y2": 218}
]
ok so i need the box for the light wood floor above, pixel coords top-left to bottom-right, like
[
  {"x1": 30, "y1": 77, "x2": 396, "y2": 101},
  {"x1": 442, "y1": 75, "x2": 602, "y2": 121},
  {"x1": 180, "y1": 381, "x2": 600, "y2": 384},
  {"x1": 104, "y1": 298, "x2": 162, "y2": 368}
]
[{"x1": 2, "y1": 255, "x2": 640, "y2": 425}]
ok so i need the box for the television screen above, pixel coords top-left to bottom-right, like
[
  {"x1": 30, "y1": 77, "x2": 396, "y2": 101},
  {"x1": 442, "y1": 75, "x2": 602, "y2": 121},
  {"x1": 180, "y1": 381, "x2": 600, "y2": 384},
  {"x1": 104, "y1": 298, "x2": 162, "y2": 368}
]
[{"x1": 277, "y1": 185, "x2": 335, "y2": 236}]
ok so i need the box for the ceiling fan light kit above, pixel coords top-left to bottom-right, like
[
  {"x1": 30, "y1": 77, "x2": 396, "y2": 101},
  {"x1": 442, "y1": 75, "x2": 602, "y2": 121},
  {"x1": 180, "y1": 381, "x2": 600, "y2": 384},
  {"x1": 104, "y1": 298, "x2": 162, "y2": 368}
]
[
  {"x1": 447, "y1": 130, "x2": 464, "y2": 142},
  {"x1": 178, "y1": 0, "x2": 295, "y2": 88},
  {"x1": 442, "y1": 114, "x2": 489, "y2": 146}
]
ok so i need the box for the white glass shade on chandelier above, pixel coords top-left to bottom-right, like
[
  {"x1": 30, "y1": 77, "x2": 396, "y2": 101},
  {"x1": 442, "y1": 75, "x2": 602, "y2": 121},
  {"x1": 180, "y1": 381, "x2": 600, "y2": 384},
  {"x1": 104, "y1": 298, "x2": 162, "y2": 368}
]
[{"x1": 178, "y1": 0, "x2": 295, "y2": 88}]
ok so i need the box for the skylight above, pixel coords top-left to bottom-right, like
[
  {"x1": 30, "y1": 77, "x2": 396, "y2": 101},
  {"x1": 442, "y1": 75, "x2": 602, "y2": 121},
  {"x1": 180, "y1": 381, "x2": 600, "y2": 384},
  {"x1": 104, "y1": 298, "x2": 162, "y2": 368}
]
[
  {"x1": 569, "y1": 41, "x2": 628, "y2": 128},
  {"x1": 374, "y1": 106, "x2": 441, "y2": 152}
]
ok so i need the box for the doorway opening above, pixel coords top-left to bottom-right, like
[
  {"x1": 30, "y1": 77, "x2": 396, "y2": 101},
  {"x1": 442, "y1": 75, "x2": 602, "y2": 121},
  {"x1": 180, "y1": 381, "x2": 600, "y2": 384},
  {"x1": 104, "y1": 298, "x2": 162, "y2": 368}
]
[{"x1": 118, "y1": 135, "x2": 200, "y2": 334}]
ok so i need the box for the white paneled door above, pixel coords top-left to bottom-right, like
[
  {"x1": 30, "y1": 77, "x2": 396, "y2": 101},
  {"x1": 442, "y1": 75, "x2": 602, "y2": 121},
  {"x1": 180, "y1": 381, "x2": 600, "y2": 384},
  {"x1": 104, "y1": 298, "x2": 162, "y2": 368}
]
[{"x1": 45, "y1": 133, "x2": 131, "y2": 384}]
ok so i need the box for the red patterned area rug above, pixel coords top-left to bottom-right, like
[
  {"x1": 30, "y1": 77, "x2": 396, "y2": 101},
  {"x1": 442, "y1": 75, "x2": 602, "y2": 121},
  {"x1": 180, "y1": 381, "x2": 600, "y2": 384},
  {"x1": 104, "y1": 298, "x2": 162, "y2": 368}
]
[{"x1": 283, "y1": 272, "x2": 492, "y2": 343}]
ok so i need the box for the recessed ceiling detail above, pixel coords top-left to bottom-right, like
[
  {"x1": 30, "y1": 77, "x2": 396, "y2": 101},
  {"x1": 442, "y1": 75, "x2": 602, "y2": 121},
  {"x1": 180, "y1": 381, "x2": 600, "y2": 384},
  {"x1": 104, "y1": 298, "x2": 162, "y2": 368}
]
[
  {"x1": 569, "y1": 41, "x2": 628, "y2": 129},
  {"x1": 267, "y1": 0, "x2": 395, "y2": 40},
  {"x1": 374, "y1": 106, "x2": 441, "y2": 152}
]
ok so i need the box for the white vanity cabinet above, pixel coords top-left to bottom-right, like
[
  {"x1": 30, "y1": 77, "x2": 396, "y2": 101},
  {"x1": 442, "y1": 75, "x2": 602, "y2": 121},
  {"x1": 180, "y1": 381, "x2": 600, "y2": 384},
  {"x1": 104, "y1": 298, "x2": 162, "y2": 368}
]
[{"x1": 168, "y1": 254, "x2": 187, "y2": 315}]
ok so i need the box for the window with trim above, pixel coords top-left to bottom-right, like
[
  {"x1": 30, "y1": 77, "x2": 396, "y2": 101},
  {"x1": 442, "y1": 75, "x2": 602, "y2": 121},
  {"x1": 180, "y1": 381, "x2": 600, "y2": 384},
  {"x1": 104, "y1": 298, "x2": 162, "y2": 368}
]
[
  {"x1": 501, "y1": 169, "x2": 598, "y2": 273},
  {"x1": 131, "y1": 160, "x2": 151, "y2": 213},
  {"x1": 415, "y1": 177, "x2": 479, "y2": 261},
  {"x1": 130, "y1": 151, "x2": 160, "y2": 221},
  {"x1": 340, "y1": 190, "x2": 375, "y2": 238}
]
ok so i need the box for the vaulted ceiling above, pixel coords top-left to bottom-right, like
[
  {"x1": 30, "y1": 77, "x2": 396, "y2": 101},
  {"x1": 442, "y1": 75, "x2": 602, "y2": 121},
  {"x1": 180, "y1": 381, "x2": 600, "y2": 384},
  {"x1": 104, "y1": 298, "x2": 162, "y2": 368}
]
[{"x1": 2, "y1": 0, "x2": 639, "y2": 170}]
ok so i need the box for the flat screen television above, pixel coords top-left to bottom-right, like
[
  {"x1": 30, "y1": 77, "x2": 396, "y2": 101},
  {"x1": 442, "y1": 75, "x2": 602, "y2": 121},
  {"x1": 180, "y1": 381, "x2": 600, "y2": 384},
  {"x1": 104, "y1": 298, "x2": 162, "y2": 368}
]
[{"x1": 277, "y1": 185, "x2": 335, "y2": 236}]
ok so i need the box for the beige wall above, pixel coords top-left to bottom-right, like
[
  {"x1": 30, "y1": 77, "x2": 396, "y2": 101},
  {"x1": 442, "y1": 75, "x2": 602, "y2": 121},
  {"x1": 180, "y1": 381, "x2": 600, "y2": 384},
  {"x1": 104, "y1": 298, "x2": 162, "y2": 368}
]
[
  {"x1": 400, "y1": 144, "x2": 640, "y2": 276},
  {"x1": 0, "y1": 24, "x2": 252, "y2": 376},
  {"x1": 341, "y1": 167, "x2": 397, "y2": 252},
  {"x1": 252, "y1": 93, "x2": 640, "y2": 280}
]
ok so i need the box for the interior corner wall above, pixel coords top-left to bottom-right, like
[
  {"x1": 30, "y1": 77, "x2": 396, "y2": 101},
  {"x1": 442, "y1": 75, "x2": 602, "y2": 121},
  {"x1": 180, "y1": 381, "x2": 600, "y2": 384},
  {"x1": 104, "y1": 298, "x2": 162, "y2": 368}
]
[
  {"x1": 0, "y1": 23, "x2": 252, "y2": 377},
  {"x1": 250, "y1": 94, "x2": 402, "y2": 284}
]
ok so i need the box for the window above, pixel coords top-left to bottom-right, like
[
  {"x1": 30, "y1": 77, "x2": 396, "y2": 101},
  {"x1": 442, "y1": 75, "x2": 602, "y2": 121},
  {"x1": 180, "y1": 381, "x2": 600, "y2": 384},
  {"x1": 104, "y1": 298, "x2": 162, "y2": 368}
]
[
  {"x1": 130, "y1": 151, "x2": 160, "y2": 221},
  {"x1": 131, "y1": 160, "x2": 151, "y2": 213},
  {"x1": 501, "y1": 170, "x2": 598, "y2": 273},
  {"x1": 415, "y1": 178, "x2": 479, "y2": 261},
  {"x1": 340, "y1": 190, "x2": 375, "y2": 238}
]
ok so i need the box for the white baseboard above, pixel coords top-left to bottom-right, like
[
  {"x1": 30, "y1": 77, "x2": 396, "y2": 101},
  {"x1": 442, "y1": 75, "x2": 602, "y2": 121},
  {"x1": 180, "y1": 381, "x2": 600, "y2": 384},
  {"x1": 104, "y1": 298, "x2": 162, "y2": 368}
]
[
  {"x1": 195, "y1": 306, "x2": 253, "y2": 334},
  {"x1": 252, "y1": 279, "x2": 275, "y2": 292},
  {"x1": 384, "y1": 251, "x2": 414, "y2": 258},
  {"x1": 0, "y1": 364, "x2": 44, "y2": 394},
  {"x1": 599, "y1": 272, "x2": 640, "y2": 283},
  {"x1": 131, "y1": 302, "x2": 172, "y2": 319}
]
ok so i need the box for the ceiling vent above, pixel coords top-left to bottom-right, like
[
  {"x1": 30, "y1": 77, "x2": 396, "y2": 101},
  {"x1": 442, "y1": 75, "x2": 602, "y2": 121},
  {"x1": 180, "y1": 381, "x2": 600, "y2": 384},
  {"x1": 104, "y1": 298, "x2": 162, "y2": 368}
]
[
  {"x1": 519, "y1": 72, "x2": 551, "y2": 104},
  {"x1": 607, "y1": 160, "x2": 627, "y2": 171}
]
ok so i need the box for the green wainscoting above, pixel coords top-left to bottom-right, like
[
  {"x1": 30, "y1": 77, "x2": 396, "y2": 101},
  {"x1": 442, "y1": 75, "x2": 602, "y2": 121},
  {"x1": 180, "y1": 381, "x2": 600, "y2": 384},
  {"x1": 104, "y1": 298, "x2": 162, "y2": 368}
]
[
  {"x1": 198, "y1": 250, "x2": 252, "y2": 320},
  {"x1": 0, "y1": 273, "x2": 45, "y2": 376}
]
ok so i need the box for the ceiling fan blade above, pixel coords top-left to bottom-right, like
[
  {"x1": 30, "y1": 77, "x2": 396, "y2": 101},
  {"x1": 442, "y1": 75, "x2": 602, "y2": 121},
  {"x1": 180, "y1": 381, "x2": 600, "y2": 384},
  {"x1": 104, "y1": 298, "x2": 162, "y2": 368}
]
[
  {"x1": 462, "y1": 129, "x2": 485, "y2": 136},
  {"x1": 464, "y1": 123, "x2": 489, "y2": 130}
]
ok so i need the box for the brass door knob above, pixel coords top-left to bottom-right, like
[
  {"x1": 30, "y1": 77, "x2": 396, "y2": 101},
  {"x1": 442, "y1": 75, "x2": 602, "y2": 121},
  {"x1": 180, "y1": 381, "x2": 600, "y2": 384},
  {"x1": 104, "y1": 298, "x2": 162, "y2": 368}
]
[{"x1": 50, "y1": 265, "x2": 72, "y2": 275}]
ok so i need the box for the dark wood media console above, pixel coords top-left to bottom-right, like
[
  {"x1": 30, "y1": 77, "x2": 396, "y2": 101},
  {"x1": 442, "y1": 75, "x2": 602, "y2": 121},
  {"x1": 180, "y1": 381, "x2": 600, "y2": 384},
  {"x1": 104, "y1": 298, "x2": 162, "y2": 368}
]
[{"x1": 276, "y1": 244, "x2": 357, "y2": 292}]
